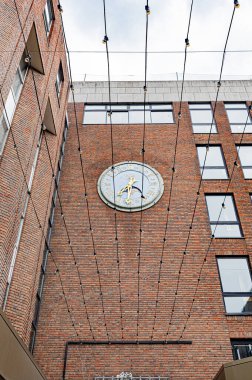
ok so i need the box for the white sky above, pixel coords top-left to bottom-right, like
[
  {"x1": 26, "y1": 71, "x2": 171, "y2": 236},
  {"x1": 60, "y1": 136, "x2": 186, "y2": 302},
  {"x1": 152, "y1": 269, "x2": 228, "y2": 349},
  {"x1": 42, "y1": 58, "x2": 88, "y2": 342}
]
[{"x1": 61, "y1": 0, "x2": 252, "y2": 81}]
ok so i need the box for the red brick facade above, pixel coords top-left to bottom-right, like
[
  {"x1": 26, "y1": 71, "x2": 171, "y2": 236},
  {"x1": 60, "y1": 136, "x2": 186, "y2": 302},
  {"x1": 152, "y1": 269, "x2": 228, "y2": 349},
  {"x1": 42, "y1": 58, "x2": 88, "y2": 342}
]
[
  {"x1": 33, "y1": 100, "x2": 252, "y2": 379},
  {"x1": 0, "y1": 0, "x2": 69, "y2": 349}
]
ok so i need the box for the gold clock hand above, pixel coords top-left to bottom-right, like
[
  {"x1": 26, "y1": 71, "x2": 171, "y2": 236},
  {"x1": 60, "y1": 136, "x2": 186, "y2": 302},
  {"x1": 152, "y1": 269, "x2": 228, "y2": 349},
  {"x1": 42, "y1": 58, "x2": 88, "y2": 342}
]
[
  {"x1": 118, "y1": 176, "x2": 136, "y2": 198},
  {"x1": 125, "y1": 185, "x2": 133, "y2": 204}
]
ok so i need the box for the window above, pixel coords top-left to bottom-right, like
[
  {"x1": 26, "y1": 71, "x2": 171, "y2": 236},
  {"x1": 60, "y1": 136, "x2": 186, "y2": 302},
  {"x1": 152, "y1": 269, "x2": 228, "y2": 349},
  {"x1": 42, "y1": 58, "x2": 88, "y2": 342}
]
[
  {"x1": 217, "y1": 257, "x2": 252, "y2": 315},
  {"x1": 189, "y1": 103, "x2": 217, "y2": 134},
  {"x1": 83, "y1": 104, "x2": 174, "y2": 125},
  {"x1": 0, "y1": 52, "x2": 28, "y2": 154},
  {"x1": 43, "y1": 0, "x2": 54, "y2": 36},
  {"x1": 232, "y1": 340, "x2": 252, "y2": 360},
  {"x1": 225, "y1": 103, "x2": 252, "y2": 133},
  {"x1": 197, "y1": 145, "x2": 228, "y2": 179},
  {"x1": 55, "y1": 62, "x2": 64, "y2": 102},
  {"x1": 205, "y1": 194, "x2": 242, "y2": 238},
  {"x1": 236, "y1": 145, "x2": 252, "y2": 179}
]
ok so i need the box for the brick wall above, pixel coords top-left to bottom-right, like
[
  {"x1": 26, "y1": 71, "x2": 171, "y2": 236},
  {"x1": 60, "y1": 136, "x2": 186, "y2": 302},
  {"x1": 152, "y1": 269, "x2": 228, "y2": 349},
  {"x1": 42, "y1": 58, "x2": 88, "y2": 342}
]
[
  {"x1": 0, "y1": 0, "x2": 69, "y2": 346},
  {"x1": 34, "y1": 94, "x2": 252, "y2": 379}
]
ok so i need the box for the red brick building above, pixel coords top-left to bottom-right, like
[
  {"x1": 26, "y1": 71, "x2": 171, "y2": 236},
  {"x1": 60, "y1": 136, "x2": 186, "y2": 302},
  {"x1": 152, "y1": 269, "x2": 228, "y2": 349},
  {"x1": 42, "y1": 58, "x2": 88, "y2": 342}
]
[
  {"x1": 33, "y1": 80, "x2": 252, "y2": 379},
  {"x1": 1, "y1": 3, "x2": 252, "y2": 380},
  {"x1": 0, "y1": 1, "x2": 69, "y2": 376}
]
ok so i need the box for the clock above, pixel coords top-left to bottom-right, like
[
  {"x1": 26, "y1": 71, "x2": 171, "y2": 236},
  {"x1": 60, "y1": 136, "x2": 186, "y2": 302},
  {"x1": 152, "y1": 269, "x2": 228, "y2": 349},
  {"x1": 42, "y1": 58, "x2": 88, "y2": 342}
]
[{"x1": 97, "y1": 161, "x2": 164, "y2": 212}]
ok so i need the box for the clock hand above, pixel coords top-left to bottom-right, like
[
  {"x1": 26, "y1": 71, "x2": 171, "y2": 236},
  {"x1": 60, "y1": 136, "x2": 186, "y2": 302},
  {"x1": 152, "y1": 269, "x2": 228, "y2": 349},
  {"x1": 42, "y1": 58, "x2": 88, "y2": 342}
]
[
  {"x1": 132, "y1": 185, "x2": 146, "y2": 198},
  {"x1": 125, "y1": 186, "x2": 132, "y2": 204},
  {"x1": 118, "y1": 176, "x2": 136, "y2": 199}
]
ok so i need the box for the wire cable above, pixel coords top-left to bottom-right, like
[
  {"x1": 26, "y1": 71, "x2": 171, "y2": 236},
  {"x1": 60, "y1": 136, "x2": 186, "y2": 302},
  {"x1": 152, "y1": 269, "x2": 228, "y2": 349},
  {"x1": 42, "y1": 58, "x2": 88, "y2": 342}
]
[
  {"x1": 150, "y1": 0, "x2": 194, "y2": 341},
  {"x1": 179, "y1": 103, "x2": 250, "y2": 339},
  {"x1": 163, "y1": 1, "x2": 240, "y2": 340},
  {"x1": 11, "y1": 0, "x2": 94, "y2": 339},
  {"x1": 2, "y1": 49, "x2": 252, "y2": 54},
  {"x1": 102, "y1": 0, "x2": 124, "y2": 339},
  {"x1": 136, "y1": 0, "x2": 150, "y2": 340},
  {"x1": 58, "y1": 1, "x2": 110, "y2": 340},
  {"x1": 0, "y1": 86, "x2": 78, "y2": 337}
]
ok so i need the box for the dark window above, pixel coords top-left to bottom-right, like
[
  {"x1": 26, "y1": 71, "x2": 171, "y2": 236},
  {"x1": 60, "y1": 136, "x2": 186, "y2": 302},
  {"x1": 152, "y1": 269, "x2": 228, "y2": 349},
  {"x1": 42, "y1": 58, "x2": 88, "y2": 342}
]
[
  {"x1": 55, "y1": 62, "x2": 64, "y2": 102},
  {"x1": 217, "y1": 257, "x2": 252, "y2": 315},
  {"x1": 83, "y1": 104, "x2": 174, "y2": 125},
  {"x1": 236, "y1": 145, "x2": 252, "y2": 179},
  {"x1": 43, "y1": 0, "x2": 54, "y2": 36},
  {"x1": 197, "y1": 145, "x2": 228, "y2": 179},
  {"x1": 189, "y1": 103, "x2": 217, "y2": 134},
  {"x1": 232, "y1": 340, "x2": 252, "y2": 360},
  {"x1": 225, "y1": 103, "x2": 252, "y2": 134},
  {"x1": 205, "y1": 194, "x2": 242, "y2": 238}
]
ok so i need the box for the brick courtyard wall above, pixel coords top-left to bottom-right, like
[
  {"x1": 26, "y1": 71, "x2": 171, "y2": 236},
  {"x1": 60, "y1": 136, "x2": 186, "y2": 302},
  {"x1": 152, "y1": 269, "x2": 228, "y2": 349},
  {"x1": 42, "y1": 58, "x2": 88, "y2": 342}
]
[
  {"x1": 0, "y1": 0, "x2": 69, "y2": 346},
  {"x1": 34, "y1": 81, "x2": 252, "y2": 379}
]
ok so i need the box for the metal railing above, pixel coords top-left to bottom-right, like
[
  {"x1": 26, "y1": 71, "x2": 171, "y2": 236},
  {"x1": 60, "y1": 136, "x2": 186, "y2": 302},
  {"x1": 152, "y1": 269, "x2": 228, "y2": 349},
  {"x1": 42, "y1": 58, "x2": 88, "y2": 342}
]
[{"x1": 95, "y1": 377, "x2": 169, "y2": 379}]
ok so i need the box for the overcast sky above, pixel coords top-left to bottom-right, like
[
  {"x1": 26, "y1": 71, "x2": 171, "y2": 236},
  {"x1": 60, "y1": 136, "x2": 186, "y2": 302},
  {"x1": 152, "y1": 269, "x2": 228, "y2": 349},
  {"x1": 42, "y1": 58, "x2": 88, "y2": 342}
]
[{"x1": 61, "y1": 0, "x2": 252, "y2": 81}]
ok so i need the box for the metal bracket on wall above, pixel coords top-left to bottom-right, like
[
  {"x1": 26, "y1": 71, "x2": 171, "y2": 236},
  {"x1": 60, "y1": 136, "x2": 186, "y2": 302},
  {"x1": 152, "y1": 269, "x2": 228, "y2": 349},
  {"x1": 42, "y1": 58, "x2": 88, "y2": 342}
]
[{"x1": 63, "y1": 340, "x2": 193, "y2": 380}]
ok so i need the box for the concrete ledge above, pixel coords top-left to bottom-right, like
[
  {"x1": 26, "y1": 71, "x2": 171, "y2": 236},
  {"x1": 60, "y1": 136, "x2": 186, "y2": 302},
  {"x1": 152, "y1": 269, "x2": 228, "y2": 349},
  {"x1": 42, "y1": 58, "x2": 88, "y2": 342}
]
[
  {"x1": 0, "y1": 310, "x2": 46, "y2": 380},
  {"x1": 214, "y1": 356, "x2": 252, "y2": 380},
  {"x1": 70, "y1": 80, "x2": 252, "y2": 103}
]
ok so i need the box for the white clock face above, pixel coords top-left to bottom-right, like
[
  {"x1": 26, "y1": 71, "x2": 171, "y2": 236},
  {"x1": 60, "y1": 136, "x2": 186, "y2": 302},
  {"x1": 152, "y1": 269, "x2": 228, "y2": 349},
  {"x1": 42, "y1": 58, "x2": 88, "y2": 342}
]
[{"x1": 97, "y1": 161, "x2": 164, "y2": 212}]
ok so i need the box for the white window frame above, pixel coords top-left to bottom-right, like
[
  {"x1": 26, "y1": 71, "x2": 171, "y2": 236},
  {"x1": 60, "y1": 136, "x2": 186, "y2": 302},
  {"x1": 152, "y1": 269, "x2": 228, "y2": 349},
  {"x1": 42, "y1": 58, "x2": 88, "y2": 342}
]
[
  {"x1": 236, "y1": 145, "x2": 252, "y2": 179},
  {"x1": 83, "y1": 103, "x2": 174, "y2": 125},
  {"x1": 225, "y1": 102, "x2": 252, "y2": 134},
  {"x1": 55, "y1": 62, "x2": 64, "y2": 102},
  {"x1": 0, "y1": 53, "x2": 28, "y2": 154},
  {"x1": 205, "y1": 194, "x2": 242, "y2": 238},
  {"x1": 197, "y1": 145, "x2": 228, "y2": 180},
  {"x1": 189, "y1": 103, "x2": 217, "y2": 134},
  {"x1": 217, "y1": 257, "x2": 252, "y2": 315},
  {"x1": 43, "y1": 0, "x2": 54, "y2": 36}
]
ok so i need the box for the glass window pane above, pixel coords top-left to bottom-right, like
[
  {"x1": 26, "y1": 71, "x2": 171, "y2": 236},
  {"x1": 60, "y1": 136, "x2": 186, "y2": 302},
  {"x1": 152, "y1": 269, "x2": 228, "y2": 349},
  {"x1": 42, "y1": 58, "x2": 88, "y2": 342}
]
[
  {"x1": 5, "y1": 90, "x2": 16, "y2": 123},
  {"x1": 189, "y1": 103, "x2": 211, "y2": 109},
  {"x1": 129, "y1": 110, "x2": 151, "y2": 124},
  {"x1": 151, "y1": 104, "x2": 172, "y2": 110},
  {"x1": 45, "y1": 4, "x2": 50, "y2": 25},
  {"x1": 206, "y1": 195, "x2": 238, "y2": 222},
  {"x1": 242, "y1": 168, "x2": 252, "y2": 179},
  {"x1": 192, "y1": 124, "x2": 217, "y2": 134},
  {"x1": 85, "y1": 105, "x2": 106, "y2": 111},
  {"x1": 197, "y1": 146, "x2": 224, "y2": 167},
  {"x1": 190, "y1": 109, "x2": 215, "y2": 124},
  {"x1": 237, "y1": 145, "x2": 252, "y2": 166},
  {"x1": 129, "y1": 105, "x2": 150, "y2": 110},
  {"x1": 111, "y1": 105, "x2": 128, "y2": 110},
  {"x1": 151, "y1": 111, "x2": 173, "y2": 124},
  {"x1": 227, "y1": 109, "x2": 251, "y2": 124},
  {"x1": 232, "y1": 343, "x2": 252, "y2": 360},
  {"x1": 225, "y1": 103, "x2": 247, "y2": 109},
  {"x1": 47, "y1": 0, "x2": 54, "y2": 19},
  {"x1": 231, "y1": 124, "x2": 252, "y2": 133},
  {"x1": 0, "y1": 116, "x2": 9, "y2": 153},
  {"x1": 83, "y1": 111, "x2": 106, "y2": 124},
  {"x1": 109, "y1": 111, "x2": 128, "y2": 124},
  {"x1": 12, "y1": 70, "x2": 23, "y2": 100},
  {"x1": 224, "y1": 296, "x2": 252, "y2": 314},
  {"x1": 218, "y1": 258, "x2": 252, "y2": 292},
  {"x1": 211, "y1": 224, "x2": 241, "y2": 238},
  {"x1": 19, "y1": 52, "x2": 28, "y2": 80},
  {"x1": 201, "y1": 168, "x2": 228, "y2": 180}
]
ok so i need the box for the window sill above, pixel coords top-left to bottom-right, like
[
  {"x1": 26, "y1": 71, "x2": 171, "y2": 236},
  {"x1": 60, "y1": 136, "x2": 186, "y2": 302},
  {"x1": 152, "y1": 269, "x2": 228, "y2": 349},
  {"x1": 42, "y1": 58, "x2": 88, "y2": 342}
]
[
  {"x1": 82, "y1": 122, "x2": 176, "y2": 126},
  {"x1": 226, "y1": 313, "x2": 252, "y2": 317},
  {"x1": 202, "y1": 178, "x2": 229, "y2": 181},
  {"x1": 213, "y1": 237, "x2": 245, "y2": 240}
]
